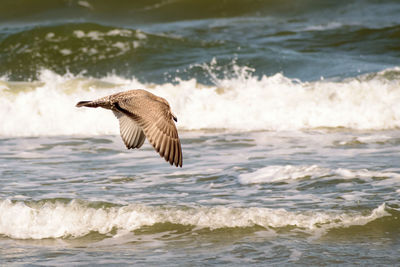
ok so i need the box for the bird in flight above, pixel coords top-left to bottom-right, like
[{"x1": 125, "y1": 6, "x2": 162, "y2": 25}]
[{"x1": 76, "y1": 89, "x2": 182, "y2": 167}]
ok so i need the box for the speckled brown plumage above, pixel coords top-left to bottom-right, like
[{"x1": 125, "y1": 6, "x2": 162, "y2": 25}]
[{"x1": 76, "y1": 89, "x2": 182, "y2": 167}]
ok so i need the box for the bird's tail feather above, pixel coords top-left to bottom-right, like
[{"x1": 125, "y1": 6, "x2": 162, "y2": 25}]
[
  {"x1": 76, "y1": 96, "x2": 112, "y2": 109},
  {"x1": 76, "y1": 101, "x2": 97, "y2": 108}
]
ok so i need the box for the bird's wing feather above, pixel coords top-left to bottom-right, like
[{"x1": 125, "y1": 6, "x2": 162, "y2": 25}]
[
  {"x1": 113, "y1": 110, "x2": 146, "y2": 149},
  {"x1": 143, "y1": 116, "x2": 182, "y2": 167},
  {"x1": 116, "y1": 95, "x2": 182, "y2": 167}
]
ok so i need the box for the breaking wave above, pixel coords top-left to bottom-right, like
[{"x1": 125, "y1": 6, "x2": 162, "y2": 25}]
[
  {"x1": 0, "y1": 199, "x2": 392, "y2": 239},
  {"x1": 0, "y1": 67, "x2": 400, "y2": 136},
  {"x1": 238, "y1": 165, "x2": 400, "y2": 184}
]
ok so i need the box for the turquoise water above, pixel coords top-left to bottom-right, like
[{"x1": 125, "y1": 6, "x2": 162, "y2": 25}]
[{"x1": 1, "y1": 0, "x2": 400, "y2": 265}]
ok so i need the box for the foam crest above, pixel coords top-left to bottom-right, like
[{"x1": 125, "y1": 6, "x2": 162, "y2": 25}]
[
  {"x1": 305, "y1": 22, "x2": 344, "y2": 31},
  {"x1": 1, "y1": 67, "x2": 400, "y2": 136},
  {"x1": 0, "y1": 70, "x2": 143, "y2": 136},
  {"x1": 337, "y1": 134, "x2": 394, "y2": 146},
  {"x1": 239, "y1": 165, "x2": 328, "y2": 184},
  {"x1": 0, "y1": 199, "x2": 390, "y2": 239},
  {"x1": 172, "y1": 66, "x2": 400, "y2": 131},
  {"x1": 239, "y1": 165, "x2": 400, "y2": 184}
]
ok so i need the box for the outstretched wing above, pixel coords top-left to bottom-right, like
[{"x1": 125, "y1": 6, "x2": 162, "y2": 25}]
[{"x1": 114, "y1": 93, "x2": 183, "y2": 167}]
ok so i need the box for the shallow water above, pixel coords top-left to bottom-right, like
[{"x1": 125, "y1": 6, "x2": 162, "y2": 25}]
[
  {"x1": 1, "y1": 0, "x2": 400, "y2": 265},
  {"x1": 1, "y1": 131, "x2": 400, "y2": 265}
]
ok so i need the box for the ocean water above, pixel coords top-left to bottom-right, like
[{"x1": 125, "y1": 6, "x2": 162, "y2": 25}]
[{"x1": 1, "y1": 0, "x2": 400, "y2": 265}]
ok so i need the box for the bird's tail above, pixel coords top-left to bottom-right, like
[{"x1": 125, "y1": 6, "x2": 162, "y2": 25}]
[
  {"x1": 76, "y1": 101, "x2": 96, "y2": 107},
  {"x1": 76, "y1": 96, "x2": 112, "y2": 109}
]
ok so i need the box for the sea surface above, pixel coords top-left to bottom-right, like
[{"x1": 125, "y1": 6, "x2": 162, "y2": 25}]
[{"x1": 1, "y1": 0, "x2": 400, "y2": 265}]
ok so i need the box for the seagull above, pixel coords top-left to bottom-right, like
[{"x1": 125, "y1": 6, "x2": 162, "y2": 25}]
[{"x1": 76, "y1": 89, "x2": 183, "y2": 167}]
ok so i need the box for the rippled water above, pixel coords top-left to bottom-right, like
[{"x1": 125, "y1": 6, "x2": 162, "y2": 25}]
[
  {"x1": 1, "y1": 131, "x2": 400, "y2": 265},
  {"x1": 1, "y1": 0, "x2": 399, "y2": 82},
  {"x1": 1, "y1": 0, "x2": 400, "y2": 265}
]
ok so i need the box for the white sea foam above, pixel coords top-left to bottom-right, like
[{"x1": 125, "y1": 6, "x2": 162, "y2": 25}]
[
  {"x1": 0, "y1": 199, "x2": 389, "y2": 239},
  {"x1": 73, "y1": 28, "x2": 144, "y2": 40},
  {"x1": 305, "y1": 22, "x2": 345, "y2": 31},
  {"x1": 238, "y1": 165, "x2": 400, "y2": 184},
  {"x1": 0, "y1": 67, "x2": 399, "y2": 136},
  {"x1": 337, "y1": 134, "x2": 394, "y2": 146},
  {"x1": 239, "y1": 165, "x2": 328, "y2": 184}
]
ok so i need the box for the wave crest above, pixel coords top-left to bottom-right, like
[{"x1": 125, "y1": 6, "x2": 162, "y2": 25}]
[
  {"x1": 0, "y1": 199, "x2": 391, "y2": 239},
  {"x1": 238, "y1": 165, "x2": 400, "y2": 184},
  {"x1": 1, "y1": 67, "x2": 400, "y2": 136}
]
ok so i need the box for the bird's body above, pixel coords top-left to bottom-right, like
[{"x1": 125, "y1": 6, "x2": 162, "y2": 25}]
[{"x1": 76, "y1": 89, "x2": 182, "y2": 167}]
